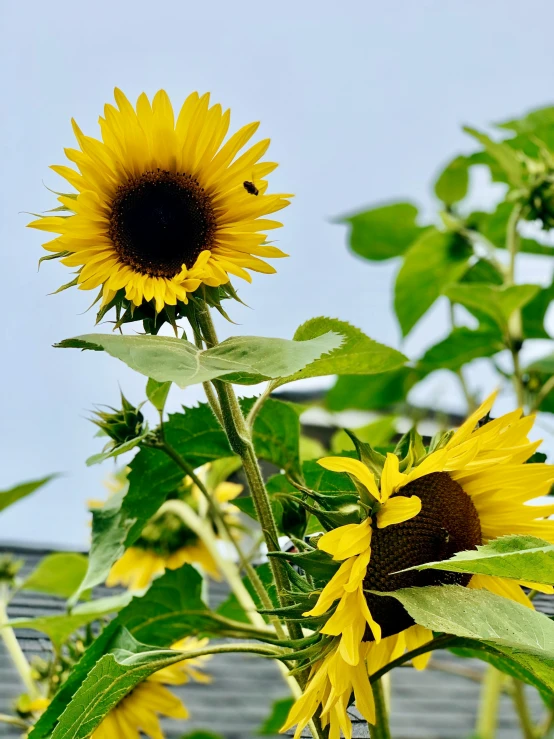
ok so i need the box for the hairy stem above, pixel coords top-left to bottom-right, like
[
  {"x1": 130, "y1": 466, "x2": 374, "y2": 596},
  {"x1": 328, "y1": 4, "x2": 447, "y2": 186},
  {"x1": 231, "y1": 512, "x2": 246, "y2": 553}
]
[{"x1": 475, "y1": 665, "x2": 504, "y2": 739}]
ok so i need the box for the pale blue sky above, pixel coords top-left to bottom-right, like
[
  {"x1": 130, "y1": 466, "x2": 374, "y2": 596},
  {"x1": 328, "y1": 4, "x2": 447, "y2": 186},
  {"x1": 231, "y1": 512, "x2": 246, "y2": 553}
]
[{"x1": 2, "y1": 0, "x2": 554, "y2": 547}]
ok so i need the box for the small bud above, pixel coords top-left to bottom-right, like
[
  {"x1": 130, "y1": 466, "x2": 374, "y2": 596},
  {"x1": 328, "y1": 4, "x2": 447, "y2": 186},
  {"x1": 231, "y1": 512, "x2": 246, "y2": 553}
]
[
  {"x1": 0, "y1": 554, "x2": 23, "y2": 584},
  {"x1": 91, "y1": 392, "x2": 144, "y2": 445}
]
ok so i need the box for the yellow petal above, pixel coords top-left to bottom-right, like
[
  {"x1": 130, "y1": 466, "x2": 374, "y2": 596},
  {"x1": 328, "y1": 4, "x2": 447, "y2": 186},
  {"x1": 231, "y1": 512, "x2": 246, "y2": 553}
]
[
  {"x1": 376, "y1": 495, "x2": 422, "y2": 528},
  {"x1": 317, "y1": 457, "x2": 380, "y2": 501}
]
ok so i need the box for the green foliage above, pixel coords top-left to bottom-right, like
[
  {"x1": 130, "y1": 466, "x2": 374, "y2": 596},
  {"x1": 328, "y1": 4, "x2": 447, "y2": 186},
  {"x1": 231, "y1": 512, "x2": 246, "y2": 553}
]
[
  {"x1": 385, "y1": 585, "x2": 554, "y2": 658},
  {"x1": 273, "y1": 317, "x2": 407, "y2": 388},
  {"x1": 146, "y1": 378, "x2": 172, "y2": 411},
  {"x1": 434, "y1": 155, "x2": 470, "y2": 205},
  {"x1": 7, "y1": 592, "x2": 133, "y2": 648},
  {"x1": 463, "y1": 127, "x2": 525, "y2": 186},
  {"x1": 401, "y1": 535, "x2": 554, "y2": 584},
  {"x1": 49, "y1": 632, "x2": 191, "y2": 739},
  {"x1": 326, "y1": 367, "x2": 421, "y2": 411},
  {"x1": 56, "y1": 331, "x2": 343, "y2": 388},
  {"x1": 418, "y1": 327, "x2": 503, "y2": 372},
  {"x1": 394, "y1": 229, "x2": 472, "y2": 336},
  {"x1": 245, "y1": 397, "x2": 303, "y2": 481},
  {"x1": 522, "y1": 280, "x2": 554, "y2": 338},
  {"x1": 0, "y1": 475, "x2": 56, "y2": 513},
  {"x1": 444, "y1": 283, "x2": 540, "y2": 332},
  {"x1": 331, "y1": 416, "x2": 397, "y2": 453},
  {"x1": 257, "y1": 697, "x2": 294, "y2": 735},
  {"x1": 21, "y1": 553, "x2": 89, "y2": 599},
  {"x1": 180, "y1": 732, "x2": 224, "y2": 739},
  {"x1": 342, "y1": 201, "x2": 428, "y2": 261}
]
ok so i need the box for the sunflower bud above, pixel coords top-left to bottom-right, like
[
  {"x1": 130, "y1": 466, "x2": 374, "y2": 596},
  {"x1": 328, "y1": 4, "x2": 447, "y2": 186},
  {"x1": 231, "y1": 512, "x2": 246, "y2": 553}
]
[
  {"x1": 92, "y1": 393, "x2": 144, "y2": 445},
  {"x1": 0, "y1": 554, "x2": 23, "y2": 584}
]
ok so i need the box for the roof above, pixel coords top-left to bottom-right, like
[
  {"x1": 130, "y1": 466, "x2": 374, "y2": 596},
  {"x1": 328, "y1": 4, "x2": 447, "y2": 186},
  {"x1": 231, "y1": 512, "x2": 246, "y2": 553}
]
[{"x1": 0, "y1": 545, "x2": 550, "y2": 738}]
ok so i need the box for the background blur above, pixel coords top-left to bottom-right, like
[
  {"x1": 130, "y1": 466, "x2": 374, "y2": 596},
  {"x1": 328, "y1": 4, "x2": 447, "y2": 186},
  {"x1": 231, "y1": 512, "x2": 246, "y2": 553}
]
[{"x1": 2, "y1": 0, "x2": 554, "y2": 548}]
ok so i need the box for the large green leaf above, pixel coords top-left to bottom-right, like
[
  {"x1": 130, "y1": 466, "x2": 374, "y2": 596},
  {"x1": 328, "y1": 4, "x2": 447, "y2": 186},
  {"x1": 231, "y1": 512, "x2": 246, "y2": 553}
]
[
  {"x1": 22, "y1": 553, "x2": 89, "y2": 599},
  {"x1": 273, "y1": 318, "x2": 406, "y2": 388},
  {"x1": 342, "y1": 201, "x2": 428, "y2": 261},
  {"x1": 86, "y1": 430, "x2": 150, "y2": 467},
  {"x1": 56, "y1": 332, "x2": 343, "y2": 388},
  {"x1": 50, "y1": 632, "x2": 192, "y2": 739},
  {"x1": 244, "y1": 397, "x2": 303, "y2": 481},
  {"x1": 332, "y1": 416, "x2": 397, "y2": 453},
  {"x1": 326, "y1": 368, "x2": 422, "y2": 412},
  {"x1": 394, "y1": 229, "x2": 472, "y2": 336},
  {"x1": 72, "y1": 405, "x2": 231, "y2": 602},
  {"x1": 434, "y1": 155, "x2": 470, "y2": 205},
  {"x1": 118, "y1": 565, "x2": 211, "y2": 647},
  {"x1": 400, "y1": 535, "x2": 554, "y2": 585},
  {"x1": 385, "y1": 585, "x2": 554, "y2": 657},
  {"x1": 444, "y1": 283, "x2": 540, "y2": 331},
  {"x1": 522, "y1": 280, "x2": 554, "y2": 339},
  {"x1": 7, "y1": 592, "x2": 133, "y2": 648},
  {"x1": 29, "y1": 621, "x2": 121, "y2": 739},
  {"x1": 0, "y1": 475, "x2": 57, "y2": 513},
  {"x1": 418, "y1": 327, "x2": 503, "y2": 372}
]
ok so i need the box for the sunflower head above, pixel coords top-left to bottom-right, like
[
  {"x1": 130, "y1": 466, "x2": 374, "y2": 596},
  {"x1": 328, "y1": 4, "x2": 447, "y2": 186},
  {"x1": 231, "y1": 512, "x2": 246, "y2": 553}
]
[{"x1": 29, "y1": 89, "x2": 291, "y2": 328}]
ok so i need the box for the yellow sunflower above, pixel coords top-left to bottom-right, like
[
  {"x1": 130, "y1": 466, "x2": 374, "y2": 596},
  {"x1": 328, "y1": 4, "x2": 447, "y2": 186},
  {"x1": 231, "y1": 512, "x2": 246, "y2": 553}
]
[
  {"x1": 92, "y1": 637, "x2": 211, "y2": 739},
  {"x1": 283, "y1": 392, "x2": 554, "y2": 738},
  {"x1": 107, "y1": 478, "x2": 243, "y2": 589},
  {"x1": 28, "y1": 89, "x2": 291, "y2": 314}
]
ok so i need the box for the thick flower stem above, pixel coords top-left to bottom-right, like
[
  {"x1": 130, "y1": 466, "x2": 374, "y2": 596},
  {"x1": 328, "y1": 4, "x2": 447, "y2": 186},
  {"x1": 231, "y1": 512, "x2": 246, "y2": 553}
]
[
  {"x1": 370, "y1": 678, "x2": 392, "y2": 739},
  {"x1": 475, "y1": 665, "x2": 504, "y2": 739},
  {"x1": 194, "y1": 304, "x2": 300, "y2": 628}
]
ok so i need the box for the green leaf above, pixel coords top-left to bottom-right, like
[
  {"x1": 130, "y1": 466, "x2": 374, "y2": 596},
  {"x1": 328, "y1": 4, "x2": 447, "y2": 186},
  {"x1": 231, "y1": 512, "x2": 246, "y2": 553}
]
[
  {"x1": 71, "y1": 405, "x2": 231, "y2": 601},
  {"x1": 341, "y1": 201, "x2": 428, "y2": 261},
  {"x1": 86, "y1": 430, "x2": 150, "y2": 467},
  {"x1": 29, "y1": 621, "x2": 122, "y2": 739},
  {"x1": 444, "y1": 283, "x2": 540, "y2": 331},
  {"x1": 49, "y1": 632, "x2": 191, "y2": 739},
  {"x1": 522, "y1": 281, "x2": 554, "y2": 339},
  {"x1": 528, "y1": 354, "x2": 554, "y2": 374},
  {"x1": 418, "y1": 327, "x2": 503, "y2": 372},
  {"x1": 146, "y1": 378, "x2": 172, "y2": 411},
  {"x1": 118, "y1": 565, "x2": 212, "y2": 646},
  {"x1": 272, "y1": 548, "x2": 340, "y2": 581},
  {"x1": 326, "y1": 368, "x2": 422, "y2": 412},
  {"x1": 22, "y1": 553, "x2": 89, "y2": 599},
  {"x1": 7, "y1": 592, "x2": 133, "y2": 647},
  {"x1": 0, "y1": 475, "x2": 57, "y2": 513},
  {"x1": 257, "y1": 697, "x2": 294, "y2": 735},
  {"x1": 384, "y1": 585, "x2": 554, "y2": 657},
  {"x1": 434, "y1": 155, "x2": 470, "y2": 205},
  {"x1": 395, "y1": 229, "x2": 472, "y2": 336},
  {"x1": 400, "y1": 535, "x2": 554, "y2": 585},
  {"x1": 461, "y1": 259, "x2": 504, "y2": 286},
  {"x1": 273, "y1": 318, "x2": 407, "y2": 389},
  {"x1": 180, "y1": 732, "x2": 224, "y2": 739},
  {"x1": 332, "y1": 416, "x2": 397, "y2": 453},
  {"x1": 245, "y1": 397, "x2": 303, "y2": 481},
  {"x1": 464, "y1": 127, "x2": 524, "y2": 186},
  {"x1": 56, "y1": 332, "x2": 343, "y2": 388},
  {"x1": 468, "y1": 203, "x2": 554, "y2": 256}
]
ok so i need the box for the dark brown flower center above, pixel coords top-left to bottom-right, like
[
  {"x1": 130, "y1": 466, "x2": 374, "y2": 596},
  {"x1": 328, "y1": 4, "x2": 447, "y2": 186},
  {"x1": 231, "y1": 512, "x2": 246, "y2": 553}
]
[
  {"x1": 364, "y1": 471, "x2": 482, "y2": 639},
  {"x1": 109, "y1": 170, "x2": 216, "y2": 278}
]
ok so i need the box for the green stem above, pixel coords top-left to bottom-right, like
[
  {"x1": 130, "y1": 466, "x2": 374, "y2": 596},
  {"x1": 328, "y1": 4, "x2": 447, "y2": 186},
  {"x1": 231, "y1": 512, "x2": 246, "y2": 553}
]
[
  {"x1": 369, "y1": 634, "x2": 456, "y2": 683},
  {"x1": 475, "y1": 666, "x2": 504, "y2": 739},
  {"x1": 449, "y1": 301, "x2": 476, "y2": 413},
  {"x1": 505, "y1": 203, "x2": 525, "y2": 409},
  {"x1": 194, "y1": 304, "x2": 299, "y2": 623},
  {"x1": 246, "y1": 381, "x2": 274, "y2": 430},
  {"x1": 203, "y1": 380, "x2": 224, "y2": 426},
  {"x1": 369, "y1": 678, "x2": 392, "y2": 739},
  {"x1": 532, "y1": 374, "x2": 554, "y2": 413},
  {"x1": 0, "y1": 589, "x2": 41, "y2": 699},
  {"x1": 0, "y1": 713, "x2": 31, "y2": 729},
  {"x1": 510, "y1": 679, "x2": 536, "y2": 739},
  {"x1": 158, "y1": 439, "x2": 286, "y2": 638}
]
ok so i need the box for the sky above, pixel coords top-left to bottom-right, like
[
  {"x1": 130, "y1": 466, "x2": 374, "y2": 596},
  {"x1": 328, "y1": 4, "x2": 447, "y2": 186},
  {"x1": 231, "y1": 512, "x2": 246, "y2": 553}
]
[{"x1": 2, "y1": 0, "x2": 554, "y2": 548}]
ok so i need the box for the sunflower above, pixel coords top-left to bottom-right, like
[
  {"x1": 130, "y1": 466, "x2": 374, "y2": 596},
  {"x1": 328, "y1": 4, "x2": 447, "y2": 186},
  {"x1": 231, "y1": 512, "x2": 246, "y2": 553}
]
[
  {"x1": 28, "y1": 89, "x2": 291, "y2": 315},
  {"x1": 282, "y1": 392, "x2": 554, "y2": 738},
  {"x1": 107, "y1": 477, "x2": 243, "y2": 589},
  {"x1": 92, "y1": 637, "x2": 211, "y2": 739}
]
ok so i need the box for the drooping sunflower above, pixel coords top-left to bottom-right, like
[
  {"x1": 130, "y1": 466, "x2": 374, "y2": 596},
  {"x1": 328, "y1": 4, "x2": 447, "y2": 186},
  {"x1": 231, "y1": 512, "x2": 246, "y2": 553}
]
[
  {"x1": 28, "y1": 89, "x2": 291, "y2": 316},
  {"x1": 92, "y1": 637, "x2": 211, "y2": 739},
  {"x1": 107, "y1": 477, "x2": 243, "y2": 589},
  {"x1": 283, "y1": 392, "x2": 554, "y2": 738}
]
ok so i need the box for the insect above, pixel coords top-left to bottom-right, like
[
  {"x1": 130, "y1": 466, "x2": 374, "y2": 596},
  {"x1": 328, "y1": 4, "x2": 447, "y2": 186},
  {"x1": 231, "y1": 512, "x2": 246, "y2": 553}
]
[{"x1": 243, "y1": 180, "x2": 259, "y2": 196}]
